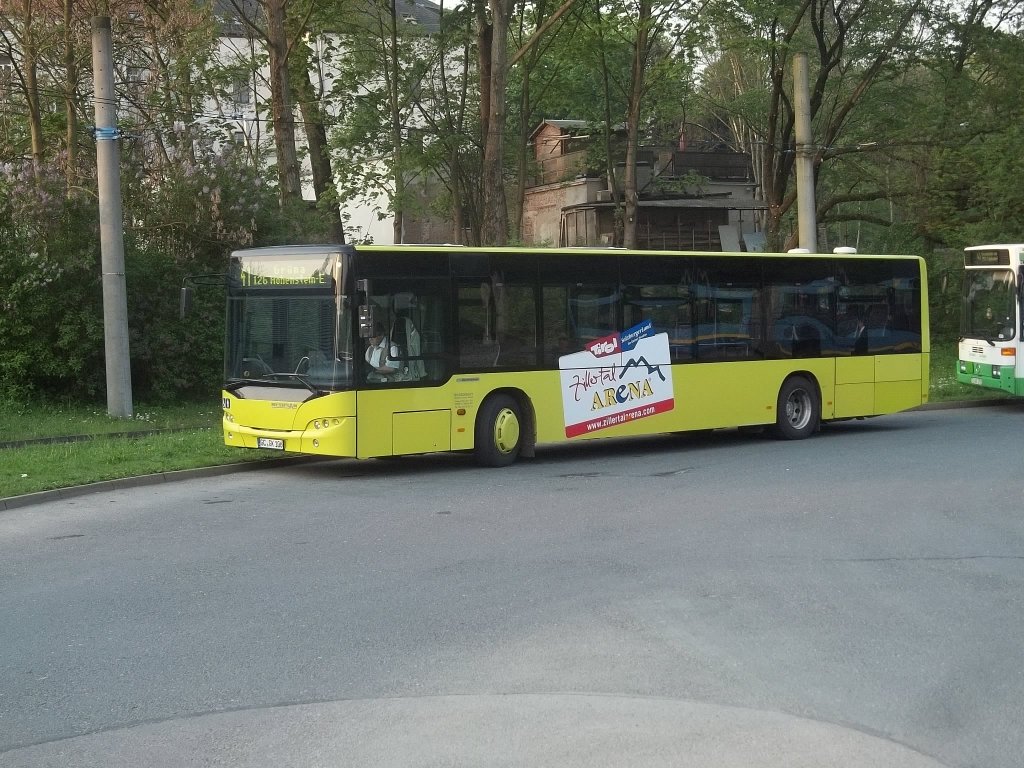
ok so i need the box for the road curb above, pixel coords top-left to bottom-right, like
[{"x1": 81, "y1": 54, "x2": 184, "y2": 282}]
[
  {"x1": 0, "y1": 456, "x2": 328, "y2": 512},
  {"x1": 913, "y1": 398, "x2": 1018, "y2": 411}
]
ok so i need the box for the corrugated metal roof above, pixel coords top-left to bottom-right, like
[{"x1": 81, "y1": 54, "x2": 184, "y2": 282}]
[
  {"x1": 211, "y1": 0, "x2": 441, "y2": 36},
  {"x1": 563, "y1": 199, "x2": 769, "y2": 211}
]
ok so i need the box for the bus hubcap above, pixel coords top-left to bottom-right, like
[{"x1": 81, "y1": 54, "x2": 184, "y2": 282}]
[
  {"x1": 786, "y1": 389, "x2": 812, "y2": 429},
  {"x1": 493, "y1": 408, "x2": 520, "y2": 454}
]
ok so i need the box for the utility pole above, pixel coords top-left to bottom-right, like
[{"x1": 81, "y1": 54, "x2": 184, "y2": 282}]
[
  {"x1": 793, "y1": 53, "x2": 817, "y2": 253},
  {"x1": 92, "y1": 16, "x2": 133, "y2": 418}
]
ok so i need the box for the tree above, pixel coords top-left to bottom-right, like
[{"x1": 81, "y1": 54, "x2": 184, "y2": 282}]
[
  {"x1": 698, "y1": 0, "x2": 928, "y2": 250},
  {"x1": 506, "y1": 0, "x2": 581, "y2": 238},
  {"x1": 329, "y1": 0, "x2": 498, "y2": 244},
  {"x1": 899, "y1": 0, "x2": 1024, "y2": 248},
  {"x1": 227, "y1": 0, "x2": 303, "y2": 204},
  {"x1": 474, "y1": 0, "x2": 514, "y2": 244},
  {"x1": 288, "y1": 1, "x2": 345, "y2": 242},
  {"x1": 591, "y1": 0, "x2": 702, "y2": 247},
  {"x1": 410, "y1": 1, "x2": 482, "y2": 243},
  {"x1": 0, "y1": 0, "x2": 95, "y2": 185}
]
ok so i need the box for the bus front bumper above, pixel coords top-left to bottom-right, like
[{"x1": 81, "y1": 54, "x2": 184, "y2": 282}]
[
  {"x1": 956, "y1": 361, "x2": 1024, "y2": 396},
  {"x1": 223, "y1": 416, "x2": 357, "y2": 457}
]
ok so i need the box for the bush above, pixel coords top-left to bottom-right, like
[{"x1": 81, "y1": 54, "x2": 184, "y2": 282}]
[
  {"x1": 0, "y1": 159, "x2": 106, "y2": 404},
  {"x1": 0, "y1": 139, "x2": 322, "y2": 407}
]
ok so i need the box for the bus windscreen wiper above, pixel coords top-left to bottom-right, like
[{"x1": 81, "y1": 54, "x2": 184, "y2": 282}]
[
  {"x1": 225, "y1": 372, "x2": 324, "y2": 395},
  {"x1": 265, "y1": 371, "x2": 325, "y2": 393}
]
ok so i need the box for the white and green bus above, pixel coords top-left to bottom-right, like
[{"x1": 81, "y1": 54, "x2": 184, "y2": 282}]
[
  {"x1": 958, "y1": 244, "x2": 1023, "y2": 397},
  {"x1": 208, "y1": 244, "x2": 929, "y2": 466}
]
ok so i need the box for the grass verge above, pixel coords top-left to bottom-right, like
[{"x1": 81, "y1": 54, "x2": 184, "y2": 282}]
[
  {"x1": 0, "y1": 427, "x2": 280, "y2": 499},
  {"x1": 0, "y1": 402, "x2": 222, "y2": 442}
]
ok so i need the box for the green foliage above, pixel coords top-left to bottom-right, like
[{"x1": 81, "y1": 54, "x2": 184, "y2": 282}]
[
  {"x1": 121, "y1": 135, "x2": 309, "y2": 402},
  {"x1": 0, "y1": 134, "x2": 313, "y2": 407},
  {"x1": 0, "y1": 159, "x2": 105, "y2": 404}
]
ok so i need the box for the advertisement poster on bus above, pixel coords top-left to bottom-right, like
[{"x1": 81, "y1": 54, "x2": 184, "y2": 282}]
[{"x1": 558, "y1": 320, "x2": 675, "y2": 438}]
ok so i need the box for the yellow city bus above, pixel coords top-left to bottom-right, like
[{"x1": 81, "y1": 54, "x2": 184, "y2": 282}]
[{"x1": 212, "y1": 244, "x2": 929, "y2": 466}]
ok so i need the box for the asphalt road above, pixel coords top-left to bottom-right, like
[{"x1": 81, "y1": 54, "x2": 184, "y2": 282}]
[{"x1": 1, "y1": 403, "x2": 1023, "y2": 767}]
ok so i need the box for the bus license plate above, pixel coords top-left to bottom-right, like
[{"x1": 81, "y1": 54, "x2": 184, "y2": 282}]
[
  {"x1": 971, "y1": 377, "x2": 982, "y2": 386},
  {"x1": 257, "y1": 438, "x2": 284, "y2": 450}
]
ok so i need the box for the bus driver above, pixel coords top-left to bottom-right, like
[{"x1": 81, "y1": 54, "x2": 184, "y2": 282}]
[{"x1": 365, "y1": 322, "x2": 401, "y2": 381}]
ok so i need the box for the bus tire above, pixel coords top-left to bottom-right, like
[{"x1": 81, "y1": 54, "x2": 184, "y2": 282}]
[
  {"x1": 771, "y1": 375, "x2": 819, "y2": 440},
  {"x1": 475, "y1": 394, "x2": 523, "y2": 467}
]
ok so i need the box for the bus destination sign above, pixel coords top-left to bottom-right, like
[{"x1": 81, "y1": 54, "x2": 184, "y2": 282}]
[{"x1": 236, "y1": 257, "x2": 336, "y2": 290}]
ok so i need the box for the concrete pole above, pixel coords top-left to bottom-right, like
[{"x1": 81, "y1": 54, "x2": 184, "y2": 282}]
[
  {"x1": 92, "y1": 16, "x2": 133, "y2": 418},
  {"x1": 793, "y1": 53, "x2": 817, "y2": 252}
]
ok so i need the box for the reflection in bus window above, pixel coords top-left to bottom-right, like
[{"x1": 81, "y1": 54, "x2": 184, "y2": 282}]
[
  {"x1": 542, "y1": 286, "x2": 572, "y2": 364},
  {"x1": 458, "y1": 278, "x2": 539, "y2": 369},
  {"x1": 691, "y1": 259, "x2": 761, "y2": 361},
  {"x1": 623, "y1": 284, "x2": 694, "y2": 362},
  {"x1": 568, "y1": 285, "x2": 620, "y2": 344},
  {"x1": 837, "y1": 260, "x2": 921, "y2": 355},
  {"x1": 763, "y1": 259, "x2": 836, "y2": 359}
]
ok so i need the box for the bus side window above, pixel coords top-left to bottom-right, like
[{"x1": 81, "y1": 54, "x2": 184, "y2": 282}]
[
  {"x1": 568, "y1": 285, "x2": 619, "y2": 344},
  {"x1": 763, "y1": 257, "x2": 834, "y2": 359},
  {"x1": 361, "y1": 284, "x2": 449, "y2": 383},
  {"x1": 457, "y1": 281, "x2": 539, "y2": 369},
  {"x1": 495, "y1": 284, "x2": 539, "y2": 368},
  {"x1": 542, "y1": 286, "x2": 573, "y2": 363},
  {"x1": 691, "y1": 258, "x2": 761, "y2": 362}
]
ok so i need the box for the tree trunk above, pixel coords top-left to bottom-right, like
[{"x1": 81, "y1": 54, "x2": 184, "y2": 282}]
[
  {"x1": 387, "y1": 0, "x2": 405, "y2": 244},
  {"x1": 293, "y1": 53, "x2": 345, "y2": 243},
  {"x1": 480, "y1": 0, "x2": 511, "y2": 245},
  {"x1": 594, "y1": 4, "x2": 621, "y2": 245},
  {"x1": 622, "y1": 0, "x2": 650, "y2": 250},
  {"x1": 476, "y1": 1, "x2": 492, "y2": 138},
  {"x1": 513, "y1": 63, "x2": 529, "y2": 241},
  {"x1": 63, "y1": 0, "x2": 78, "y2": 192},
  {"x1": 266, "y1": 0, "x2": 302, "y2": 202},
  {"x1": 22, "y1": 0, "x2": 44, "y2": 183}
]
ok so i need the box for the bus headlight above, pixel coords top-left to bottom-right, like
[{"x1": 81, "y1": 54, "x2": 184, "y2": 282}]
[{"x1": 992, "y1": 366, "x2": 1001, "y2": 379}]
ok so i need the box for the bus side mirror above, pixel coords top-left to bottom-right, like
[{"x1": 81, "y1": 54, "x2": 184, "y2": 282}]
[
  {"x1": 179, "y1": 286, "x2": 193, "y2": 319},
  {"x1": 358, "y1": 304, "x2": 376, "y2": 338}
]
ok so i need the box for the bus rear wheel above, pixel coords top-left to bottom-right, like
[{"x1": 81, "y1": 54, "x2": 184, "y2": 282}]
[
  {"x1": 771, "y1": 375, "x2": 819, "y2": 440},
  {"x1": 475, "y1": 395, "x2": 523, "y2": 467}
]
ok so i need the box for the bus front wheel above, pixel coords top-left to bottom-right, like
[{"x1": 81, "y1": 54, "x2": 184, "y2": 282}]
[
  {"x1": 771, "y1": 376, "x2": 819, "y2": 440},
  {"x1": 475, "y1": 395, "x2": 523, "y2": 467}
]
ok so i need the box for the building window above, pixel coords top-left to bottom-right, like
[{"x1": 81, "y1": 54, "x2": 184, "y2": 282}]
[
  {"x1": 233, "y1": 78, "x2": 250, "y2": 106},
  {"x1": 0, "y1": 55, "x2": 11, "y2": 100}
]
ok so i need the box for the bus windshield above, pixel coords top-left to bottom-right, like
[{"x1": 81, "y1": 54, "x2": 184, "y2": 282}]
[
  {"x1": 961, "y1": 269, "x2": 1016, "y2": 341},
  {"x1": 225, "y1": 251, "x2": 354, "y2": 392}
]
